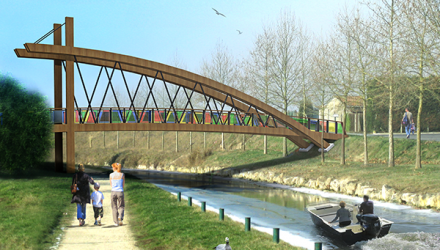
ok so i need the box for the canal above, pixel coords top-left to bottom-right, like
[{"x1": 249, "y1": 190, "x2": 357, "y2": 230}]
[{"x1": 125, "y1": 169, "x2": 440, "y2": 250}]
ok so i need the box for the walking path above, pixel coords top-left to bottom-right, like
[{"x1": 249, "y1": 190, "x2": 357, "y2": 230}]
[{"x1": 58, "y1": 176, "x2": 139, "y2": 250}]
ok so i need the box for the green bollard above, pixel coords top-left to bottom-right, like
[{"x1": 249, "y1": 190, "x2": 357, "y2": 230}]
[
  {"x1": 188, "y1": 197, "x2": 192, "y2": 206},
  {"x1": 177, "y1": 192, "x2": 181, "y2": 202},
  {"x1": 273, "y1": 228, "x2": 279, "y2": 243},
  {"x1": 201, "y1": 202, "x2": 206, "y2": 212},
  {"x1": 245, "y1": 217, "x2": 251, "y2": 231},
  {"x1": 219, "y1": 208, "x2": 224, "y2": 221},
  {"x1": 315, "y1": 242, "x2": 322, "y2": 250}
]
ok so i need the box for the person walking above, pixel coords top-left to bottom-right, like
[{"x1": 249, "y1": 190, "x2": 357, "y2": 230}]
[
  {"x1": 329, "y1": 201, "x2": 352, "y2": 227},
  {"x1": 91, "y1": 182, "x2": 104, "y2": 226},
  {"x1": 402, "y1": 108, "x2": 414, "y2": 139},
  {"x1": 110, "y1": 162, "x2": 125, "y2": 226},
  {"x1": 71, "y1": 164, "x2": 95, "y2": 226}
]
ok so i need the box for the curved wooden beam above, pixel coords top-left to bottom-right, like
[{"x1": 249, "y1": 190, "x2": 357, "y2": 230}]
[{"x1": 17, "y1": 44, "x2": 334, "y2": 148}]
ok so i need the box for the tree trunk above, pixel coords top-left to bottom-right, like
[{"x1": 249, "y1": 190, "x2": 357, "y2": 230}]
[
  {"x1": 341, "y1": 103, "x2": 346, "y2": 165},
  {"x1": 388, "y1": 89, "x2": 394, "y2": 167},
  {"x1": 176, "y1": 131, "x2": 178, "y2": 152},
  {"x1": 363, "y1": 98, "x2": 368, "y2": 165},
  {"x1": 321, "y1": 108, "x2": 325, "y2": 163},
  {"x1": 415, "y1": 83, "x2": 423, "y2": 169},
  {"x1": 147, "y1": 131, "x2": 150, "y2": 150},
  {"x1": 283, "y1": 137, "x2": 287, "y2": 157},
  {"x1": 264, "y1": 135, "x2": 267, "y2": 154},
  {"x1": 190, "y1": 132, "x2": 192, "y2": 153},
  {"x1": 388, "y1": 0, "x2": 395, "y2": 168}
]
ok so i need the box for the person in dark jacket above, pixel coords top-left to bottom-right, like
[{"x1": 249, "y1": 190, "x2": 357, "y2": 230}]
[
  {"x1": 356, "y1": 195, "x2": 374, "y2": 223},
  {"x1": 71, "y1": 164, "x2": 95, "y2": 226}
]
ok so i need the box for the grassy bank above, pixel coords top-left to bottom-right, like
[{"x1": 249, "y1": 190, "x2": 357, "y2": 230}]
[
  {"x1": 125, "y1": 175, "x2": 299, "y2": 249},
  {"x1": 0, "y1": 168, "x2": 73, "y2": 250},
  {"x1": 68, "y1": 132, "x2": 440, "y2": 195}
]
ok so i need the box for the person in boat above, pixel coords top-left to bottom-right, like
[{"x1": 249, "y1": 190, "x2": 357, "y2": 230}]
[
  {"x1": 356, "y1": 195, "x2": 374, "y2": 223},
  {"x1": 329, "y1": 201, "x2": 352, "y2": 227}
]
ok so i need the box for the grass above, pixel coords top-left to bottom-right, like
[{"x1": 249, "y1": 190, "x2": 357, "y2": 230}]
[
  {"x1": 66, "y1": 131, "x2": 440, "y2": 195},
  {"x1": 0, "y1": 167, "x2": 73, "y2": 250},
  {"x1": 125, "y1": 175, "x2": 301, "y2": 250}
]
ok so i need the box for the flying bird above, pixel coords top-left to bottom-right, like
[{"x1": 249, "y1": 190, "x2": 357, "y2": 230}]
[
  {"x1": 236, "y1": 30, "x2": 242, "y2": 35},
  {"x1": 213, "y1": 237, "x2": 232, "y2": 250},
  {"x1": 212, "y1": 8, "x2": 226, "y2": 17}
]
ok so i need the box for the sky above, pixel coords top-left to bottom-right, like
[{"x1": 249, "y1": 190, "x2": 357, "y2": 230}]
[{"x1": 1, "y1": 0, "x2": 357, "y2": 108}]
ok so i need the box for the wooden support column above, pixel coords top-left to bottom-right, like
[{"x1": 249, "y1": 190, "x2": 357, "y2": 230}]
[
  {"x1": 54, "y1": 23, "x2": 63, "y2": 172},
  {"x1": 65, "y1": 17, "x2": 75, "y2": 173}
]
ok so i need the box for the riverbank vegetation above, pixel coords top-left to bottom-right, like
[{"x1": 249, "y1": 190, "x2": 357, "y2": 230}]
[{"x1": 125, "y1": 175, "x2": 299, "y2": 249}]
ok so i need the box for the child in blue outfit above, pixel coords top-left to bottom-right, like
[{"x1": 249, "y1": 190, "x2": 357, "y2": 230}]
[{"x1": 91, "y1": 182, "x2": 104, "y2": 226}]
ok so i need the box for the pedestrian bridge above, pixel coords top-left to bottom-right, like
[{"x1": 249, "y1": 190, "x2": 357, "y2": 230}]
[{"x1": 14, "y1": 17, "x2": 347, "y2": 172}]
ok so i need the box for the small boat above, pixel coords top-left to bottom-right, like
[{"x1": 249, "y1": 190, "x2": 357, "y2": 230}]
[{"x1": 306, "y1": 203, "x2": 393, "y2": 245}]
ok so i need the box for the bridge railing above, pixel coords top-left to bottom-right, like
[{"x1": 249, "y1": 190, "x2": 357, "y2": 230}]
[
  {"x1": 50, "y1": 109, "x2": 345, "y2": 134},
  {"x1": 289, "y1": 116, "x2": 345, "y2": 134},
  {"x1": 50, "y1": 108, "x2": 284, "y2": 128}
]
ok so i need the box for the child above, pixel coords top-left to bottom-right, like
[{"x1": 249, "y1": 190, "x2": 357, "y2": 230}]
[
  {"x1": 411, "y1": 122, "x2": 416, "y2": 135},
  {"x1": 91, "y1": 182, "x2": 104, "y2": 226}
]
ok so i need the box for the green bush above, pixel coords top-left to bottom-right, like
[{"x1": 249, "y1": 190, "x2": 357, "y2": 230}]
[{"x1": 0, "y1": 75, "x2": 52, "y2": 172}]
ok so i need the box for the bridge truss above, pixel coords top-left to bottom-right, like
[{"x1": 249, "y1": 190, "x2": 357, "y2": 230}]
[{"x1": 14, "y1": 17, "x2": 346, "y2": 173}]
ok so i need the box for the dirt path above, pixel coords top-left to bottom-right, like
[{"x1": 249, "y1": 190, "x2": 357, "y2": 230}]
[{"x1": 58, "y1": 177, "x2": 139, "y2": 250}]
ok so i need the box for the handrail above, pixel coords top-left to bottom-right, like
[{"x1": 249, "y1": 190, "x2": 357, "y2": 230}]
[{"x1": 48, "y1": 108, "x2": 345, "y2": 135}]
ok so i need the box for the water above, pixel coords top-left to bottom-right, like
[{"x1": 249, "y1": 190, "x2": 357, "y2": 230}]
[{"x1": 124, "y1": 169, "x2": 440, "y2": 250}]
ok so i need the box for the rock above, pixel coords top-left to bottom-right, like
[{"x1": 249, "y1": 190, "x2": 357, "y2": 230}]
[
  {"x1": 381, "y1": 185, "x2": 395, "y2": 201},
  {"x1": 283, "y1": 177, "x2": 294, "y2": 185},
  {"x1": 297, "y1": 177, "x2": 305, "y2": 187},
  {"x1": 306, "y1": 179, "x2": 317, "y2": 189},
  {"x1": 137, "y1": 165, "x2": 147, "y2": 170},
  {"x1": 291, "y1": 177, "x2": 299, "y2": 186},
  {"x1": 330, "y1": 179, "x2": 340, "y2": 192},
  {"x1": 340, "y1": 178, "x2": 358, "y2": 195}
]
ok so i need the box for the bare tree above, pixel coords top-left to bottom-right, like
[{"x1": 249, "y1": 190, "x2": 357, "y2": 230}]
[
  {"x1": 326, "y1": 24, "x2": 356, "y2": 165},
  {"x1": 310, "y1": 40, "x2": 335, "y2": 163},
  {"x1": 345, "y1": 9, "x2": 379, "y2": 165},
  {"x1": 336, "y1": 6, "x2": 379, "y2": 165},
  {"x1": 199, "y1": 41, "x2": 238, "y2": 149},
  {"x1": 246, "y1": 25, "x2": 275, "y2": 154},
  {"x1": 269, "y1": 9, "x2": 307, "y2": 156},
  {"x1": 363, "y1": 0, "x2": 407, "y2": 167},
  {"x1": 401, "y1": 0, "x2": 438, "y2": 169}
]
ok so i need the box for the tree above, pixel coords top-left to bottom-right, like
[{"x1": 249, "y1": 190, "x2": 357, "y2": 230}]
[
  {"x1": 342, "y1": 8, "x2": 377, "y2": 165},
  {"x1": 246, "y1": 25, "x2": 275, "y2": 154},
  {"x1": 310, "y1": 40, "x2": 335, "y2": 163},
  {"x1": 402, "y1": 0, "x2": 440, "y2": 169},
  {"x1": 200, "y1": 41, "x2": 238, "y2": 150},
  {"x1": 0, "y1": 75, "x2": 52, "y2": 172},
  {"x1": 298, "y1": 98, "x2": 315, "y2": 118},
  {"x1": 326, "y1": 9, "x2": 358, "y2": 165},
  {"x1": 363, "y1": 0, "x2": 407, "y2": 167},
  {"x1": 269, "y1": 9, "x2": 307, "y2": 156}
]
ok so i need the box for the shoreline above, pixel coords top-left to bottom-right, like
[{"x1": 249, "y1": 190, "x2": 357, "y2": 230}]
[{"x1": 123, "y1": 167, "x2": 440, "y2": 212}]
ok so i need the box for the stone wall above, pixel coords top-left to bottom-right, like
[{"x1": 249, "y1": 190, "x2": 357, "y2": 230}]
[{"x1": 136, "y1": 164, "x2": 440, "y2": 210}]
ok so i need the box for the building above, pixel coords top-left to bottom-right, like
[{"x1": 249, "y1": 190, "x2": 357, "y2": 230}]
[{"x1": 319, "y1": 96, "x2": 363, "y2": 132}]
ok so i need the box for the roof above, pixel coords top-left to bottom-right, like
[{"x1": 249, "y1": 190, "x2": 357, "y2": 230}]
[{"x1": 334, "y1": 96, "x2": 363, "y2": 107}]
